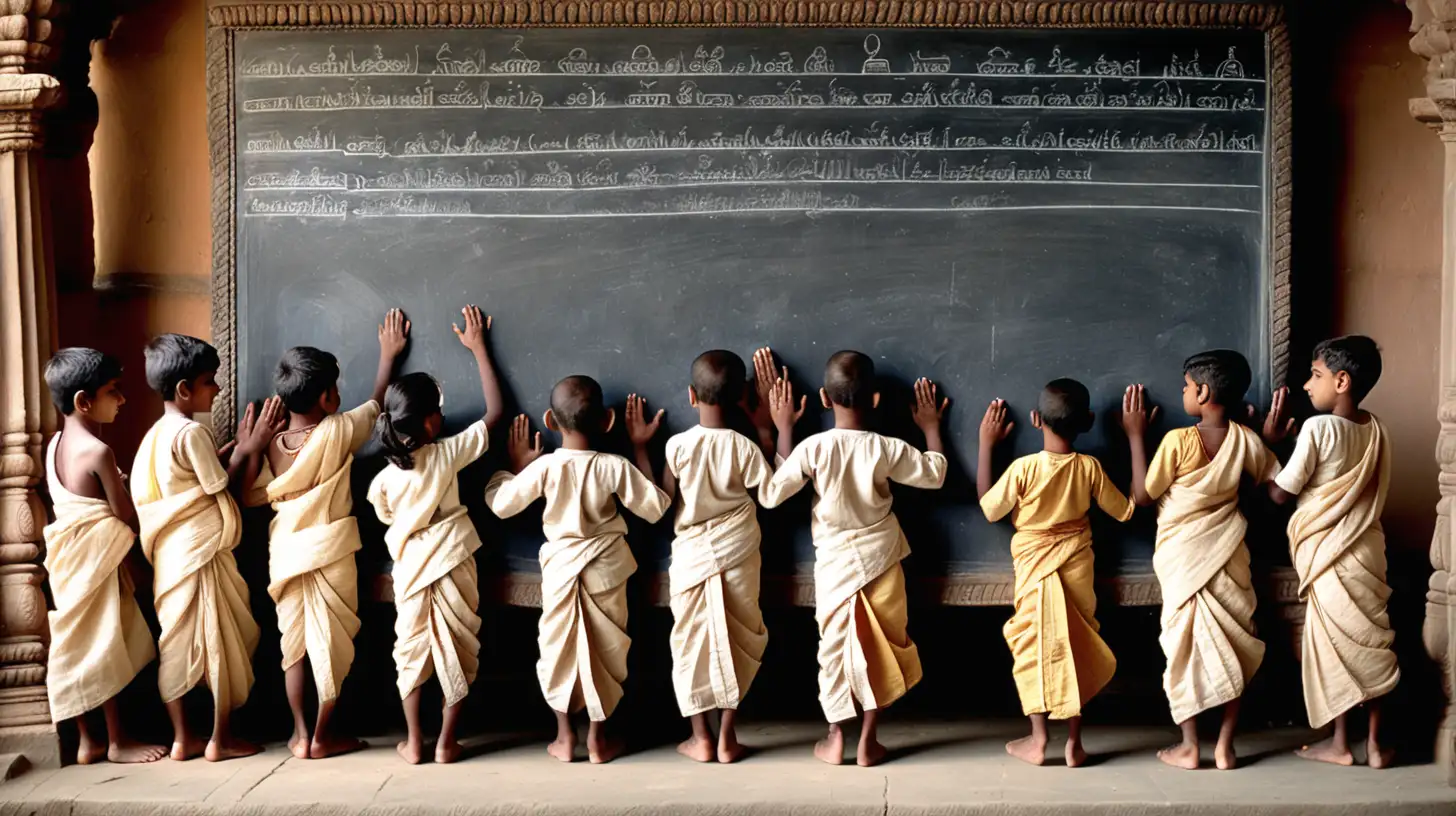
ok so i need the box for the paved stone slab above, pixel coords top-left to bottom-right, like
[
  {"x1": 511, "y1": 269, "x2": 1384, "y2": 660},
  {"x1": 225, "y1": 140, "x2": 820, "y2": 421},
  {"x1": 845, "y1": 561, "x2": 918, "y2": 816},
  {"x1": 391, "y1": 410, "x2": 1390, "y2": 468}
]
[{"x1": 1, "y1": 723, "x2": 1453, "y2": 816}]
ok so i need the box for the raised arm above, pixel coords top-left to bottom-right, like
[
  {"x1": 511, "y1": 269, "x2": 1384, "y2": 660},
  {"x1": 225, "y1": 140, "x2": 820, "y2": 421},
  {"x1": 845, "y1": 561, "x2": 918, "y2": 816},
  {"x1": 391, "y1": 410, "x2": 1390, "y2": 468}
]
[
  {"x1": 228, "y1": 396, "x2": 286, "y2": 502},
  {"x1": 749, "y1": 348, "x2": 779, "y2": 460},
  {"x1": 625, "y1": 394, "x2": 665, "y2": 488},
  {"x1": 373, "y1": 308, "x2": 410, "y2": 405},
  {"x1": 1261, "y1": 386, "x2": 1296, "y2": 449},
  {"x1": 769, "y1": 368, "x2": 807, "y2": 463},
  {"x1": 977, "y1": 399, "x2": 1014, "y2": 499},
  {"x1": 453, "y1": 305, "x2": 505, "y2": 431},
  {"x1": 911, "y1": 377, "x2": 949, "y2": 455},
  {"x1": 1120, "y1": 384, "x2": 1159, "y2": 507},
  {"x1": 484, "y1": 415, "x2": 546, "y2": 518}
]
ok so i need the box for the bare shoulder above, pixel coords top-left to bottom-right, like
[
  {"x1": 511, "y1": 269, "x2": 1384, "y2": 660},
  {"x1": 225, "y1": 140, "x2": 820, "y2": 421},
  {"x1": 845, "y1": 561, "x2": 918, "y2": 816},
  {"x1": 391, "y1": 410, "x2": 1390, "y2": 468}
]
[{"x1": 64, "y1": 432, "x2": 117, "y2": 470}]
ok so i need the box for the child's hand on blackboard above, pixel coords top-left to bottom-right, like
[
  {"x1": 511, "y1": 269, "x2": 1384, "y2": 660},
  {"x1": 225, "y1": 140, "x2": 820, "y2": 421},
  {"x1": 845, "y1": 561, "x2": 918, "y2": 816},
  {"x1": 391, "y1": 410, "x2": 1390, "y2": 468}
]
[
  {"x1": 1262, "y1": 386, "x2": 1296, "y2": 447},
  {"x1": 507, "y1": 414, "x2": 543, "y2": 473},
  {"x1": 625, "y1": 394, "x2": 664, "y2": 447},
  {"x1": 1120, "y1": 384, "x2": 1159, "y2": 440},
  {"x1": 378, "y1": 308, "x2": 411, "y2": 360},
  {"x1": 452, "y1": 304, "x2": 491, "y2": 356},
  {"x1": 911, "y1": 378, "x2": 949, "y2": 432},
  {"x1": 769, "y1": 369, "x2": 807, "y2": 433},
  {"x1": 748, "y1": 347, "x2": 778, "y2": 432},
  {"x1": 979, "y1": 399, "x2": 1014, "y2": 448}
]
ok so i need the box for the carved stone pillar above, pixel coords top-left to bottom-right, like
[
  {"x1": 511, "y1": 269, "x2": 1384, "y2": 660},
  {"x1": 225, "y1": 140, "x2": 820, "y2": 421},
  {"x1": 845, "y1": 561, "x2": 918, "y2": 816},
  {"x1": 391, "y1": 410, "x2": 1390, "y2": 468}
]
[
  {"x1": 0, "y1": 0, "x2": 63, "y2": 769},
  {"x1": 1411, "y1": 0, "x2": 1456, "y2": 787}
]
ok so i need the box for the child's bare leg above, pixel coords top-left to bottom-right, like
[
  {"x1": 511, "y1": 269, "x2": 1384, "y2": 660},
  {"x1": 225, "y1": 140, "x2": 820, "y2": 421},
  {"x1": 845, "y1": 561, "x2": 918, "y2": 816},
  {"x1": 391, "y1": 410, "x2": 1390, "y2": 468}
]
[
  {"x1": 1297, "y1": 712, "x2": 1354, "y2": 766},
  {"x1": 1065, "y1": 715, "x2": 1088, "y2": 768},
  {"x1": 677, "y1": 713, "x2": 715, "y2": 763},
  {"x1": 165, "y1": 698, "x2": 204, "y2": 761},
  {"x1": 814, "y1": 721, "x2": 846, "y2": 766},
  {"x1": 587, "y1": 718, "x2": 625, "y2": 764},
  {"x1": 857, "y1": 709, "x2": 887, "y2": 767},
  {"x1": 435, "y1": 698, "x2": 465, "y2": 764},
  {"x1": 285, "y1": 662, "x2": 310, "y2": 759},
  {"x1": 309, "y1": 698, "x2": 366, "y2": 758},
  {"x1": 1006, "y1": 713, "x2": 1048, "y2": 766},
  {"x1": 1215, "y1": 699, "x2": 1241, "y2": 770},
  {"x1": 205, "y1": 697, "x2": 261, "y2": 762},
  {"x1": 717, "y1": 709, "x2": 746, "y2": 764},
  {"x1": 1158, "y1": 717, "x2": 1200, "y2": 770},
  {"x1": 547, "y1": 710, "x2": 576, "y2": 763},
  {"x1": 74, "y1": 713, "x2": 107, "y2": 765},
  {"x1": 396, "y1": 688, "x2": 424, "y2": 765},
  {"x1": 101, "y1": 698, "x2": 166, "y2": 764},
  {"x1": 1366, "y1": 698, "x2": 1394, "y2": 769}
]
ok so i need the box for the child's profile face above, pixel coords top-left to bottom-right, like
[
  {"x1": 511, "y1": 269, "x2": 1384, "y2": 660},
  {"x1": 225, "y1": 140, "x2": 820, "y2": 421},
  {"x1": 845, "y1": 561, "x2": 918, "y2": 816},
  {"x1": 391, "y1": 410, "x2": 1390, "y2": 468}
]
[
  {"x1": 79, "y1": 378, "x2": 125, "y2": 424},
  {"x1": 1180, "y1": 374, "x2": 1203, "y2": 418},
  {"x1": 1303, "y1": 358, "x2": 1341, "y2": 412},
  {"x1": 186, "y1": 370, "x2": 221, "y2": 413}
]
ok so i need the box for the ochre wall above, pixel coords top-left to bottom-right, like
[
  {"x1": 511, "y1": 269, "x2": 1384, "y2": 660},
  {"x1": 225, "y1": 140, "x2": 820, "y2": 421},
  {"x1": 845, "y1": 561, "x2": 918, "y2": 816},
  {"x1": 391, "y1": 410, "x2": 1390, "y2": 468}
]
[{"x1": 78, "y1": 1, "x2": 1442, "y2": 551}]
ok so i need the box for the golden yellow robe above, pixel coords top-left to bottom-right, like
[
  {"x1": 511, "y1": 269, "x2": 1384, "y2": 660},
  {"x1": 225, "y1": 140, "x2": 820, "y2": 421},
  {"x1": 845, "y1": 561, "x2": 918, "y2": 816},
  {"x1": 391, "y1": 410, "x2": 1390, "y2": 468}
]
[
  {"x1": 1148, "y1": 425, "x2": 1275, "y2": 723},
  {"x1": 367, "y1": 420, "x2": 488, "y2": 706},
  {"x1": 762, "y1": 429, "x2": 946, "y2": 723},
  {"x1": 133, "y1": 414, "x2": 260, "y2": 710},
  {"x1": 1275, "y1": 414, "x2": 1400, "y2": 728},
  {"x1": 981, "y1": 451, "x2": 1133, "y2": 720},
  {"x1": 664, "y1": 426, "x2": 774, "y2": 717},
  {"x1": 43, "y1": 436, "x2": 156, "y2": 722},
  {"x1": 486, "y1": 450, "x2": 671, "y2": 721}
]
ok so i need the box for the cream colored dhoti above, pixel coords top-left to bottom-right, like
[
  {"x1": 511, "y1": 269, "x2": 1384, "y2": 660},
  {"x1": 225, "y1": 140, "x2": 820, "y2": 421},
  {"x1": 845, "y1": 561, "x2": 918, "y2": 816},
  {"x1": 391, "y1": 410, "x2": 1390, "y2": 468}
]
[
  {"x1": 669, "y1": 551, "x2": 767, "y2": 716},
  {"x1": 537, "y1": 538, "x2": 636, "y2": 721},
  {"x1": 394, "y1": 559, "x2": 481, "y2": 705}
]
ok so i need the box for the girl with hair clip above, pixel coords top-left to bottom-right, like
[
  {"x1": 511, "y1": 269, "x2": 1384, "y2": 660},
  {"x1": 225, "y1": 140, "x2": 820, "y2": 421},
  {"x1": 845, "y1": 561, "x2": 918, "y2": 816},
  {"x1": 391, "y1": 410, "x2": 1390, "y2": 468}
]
[{"x1": 365, "y1": 305, "x2": 505, "y2": 765}]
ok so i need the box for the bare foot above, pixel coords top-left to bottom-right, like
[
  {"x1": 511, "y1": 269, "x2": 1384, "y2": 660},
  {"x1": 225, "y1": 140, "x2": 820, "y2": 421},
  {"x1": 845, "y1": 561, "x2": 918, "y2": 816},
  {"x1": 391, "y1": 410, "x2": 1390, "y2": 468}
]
[
  {"x1": 547, "y1": 734, "x2": 577, "y2": 763},
  {"x1": 1296, "y1": 737, "x2": 1354, "y2": 767},
  {"x1": 205, "y1": 737, "x2": 262, "y2": 762},
  {"x1": 309, "y1": 736, "x2": 367, "y2": 759},
  {"x1": 677, "y1": 736, "x2": 715, "y2": 763},
  {"x1": 77, "y1": 736, "x2": 107, "y2": 766},
  {"x1": 170, "y1": 737, "x2": 206, "y2": 762},
  {"x1": 288, "y1": 732, "x2": 310, "y2": 760},
  {"x1": 1066, "y1": 740, "x2": 1088, "y2": 768},
  {"x1": 814, "y1": 726, "x2": 845, "y2": 766},
  {"x1": 857, "y1": 739, "x2": 887, "y2": 768},
  {"x1": 1367, "y1": 740, "x2": 1395, "y2": 770},
  {"x1": 588, "y1": 738, "x2": 625, "y2": 765},
  {"x1": 396, "y1": 740, "x2": 423, "y2": 765},
  {"x1": 1215, "y1": 741, "x2": 1237, "y2": 771},
  {"x1": 1158, "y1": 742, "x2": 1199, "y2": 770},
  {"x1": 1005, "y1": 734, "x2": 1047, "y2": 767},
  {"x1": 435, "y1": 739, "x2": 463, "y2": 765},
  {"x1": 107, "y1": 740, "x2": 168, "y2": 764},
  {"x1": 717, "y1": 734, "x2": 747, "y2": 764}
]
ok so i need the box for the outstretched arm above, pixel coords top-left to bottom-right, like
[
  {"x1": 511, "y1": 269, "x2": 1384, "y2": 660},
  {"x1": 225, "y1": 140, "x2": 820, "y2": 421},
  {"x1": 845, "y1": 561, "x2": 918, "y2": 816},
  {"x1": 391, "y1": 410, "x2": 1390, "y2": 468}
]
[
  {"x1": 749, "y1": 348, "x2": 779, "y2": 460},
  {"x1": 373, "y1": 308, "x2": 410, "y2": 405},
  {"x1": 625, "y1": 394, "x2": 665, "y2": 488},
  {"x1": 769, "y1": 369, "x2": 807, "y2": 463},
  {"x1": 911, "y1": 377, "x2": 949, "y2": 455},
  {"x1": 453, "y1": 305, "x2": 505, "y2": 431},
  {"x1": 228, "y1": 396, "x2": 285, "y2": 501},
  {"x1": 976, "y1": 399, "x2": 1014, "y2": 499},
  {"x1": 1121, "y1": 384, "x2": 1159, "y2": 507}
]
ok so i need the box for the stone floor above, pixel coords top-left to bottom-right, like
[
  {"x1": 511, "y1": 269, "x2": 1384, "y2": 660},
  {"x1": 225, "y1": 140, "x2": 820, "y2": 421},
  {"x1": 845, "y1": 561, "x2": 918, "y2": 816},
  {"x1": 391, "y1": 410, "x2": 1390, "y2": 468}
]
[{"x1": 1, "y1": 721, "x2": 1453, "y2": 815}]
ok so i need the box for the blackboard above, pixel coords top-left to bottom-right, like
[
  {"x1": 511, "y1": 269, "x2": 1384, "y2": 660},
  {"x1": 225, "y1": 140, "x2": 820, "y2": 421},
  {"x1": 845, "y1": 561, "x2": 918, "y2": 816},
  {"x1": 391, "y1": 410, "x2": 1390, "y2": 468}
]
[{"x1": 215, "y1": 16, "x2": 1289, "y2": 586}]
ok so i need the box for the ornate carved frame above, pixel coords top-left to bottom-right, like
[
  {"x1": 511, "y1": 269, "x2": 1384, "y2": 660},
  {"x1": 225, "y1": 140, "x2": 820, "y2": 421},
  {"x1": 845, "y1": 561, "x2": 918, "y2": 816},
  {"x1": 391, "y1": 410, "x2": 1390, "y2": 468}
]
[{"x1": 205, "y1": 0, "x2": 1293, "y2": 608}]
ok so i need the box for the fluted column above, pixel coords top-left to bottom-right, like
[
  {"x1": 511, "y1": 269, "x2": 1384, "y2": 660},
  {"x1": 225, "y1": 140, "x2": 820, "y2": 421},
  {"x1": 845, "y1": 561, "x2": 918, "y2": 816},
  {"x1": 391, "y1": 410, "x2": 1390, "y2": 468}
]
[{"x1": 0, "y1": 0, "x2": 63, "y2": 769}]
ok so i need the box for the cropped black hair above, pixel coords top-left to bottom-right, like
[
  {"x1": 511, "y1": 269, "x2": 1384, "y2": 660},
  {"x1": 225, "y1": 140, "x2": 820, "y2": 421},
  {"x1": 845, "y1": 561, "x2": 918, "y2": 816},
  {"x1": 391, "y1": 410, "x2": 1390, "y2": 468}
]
[
  {"x1": 373, "y1": 372, "x2": 443, "y2": 470},
  {"x1": 691, "y1": 350, "x2": 746, "y2": 406},
  {"x1": 1038, "y1": 378, "x2": 1094, "y2": 440},
  {"x1": 275, "y1": 346, "x2": 340, "y2": 414},
  {"x1": 1314, "y1": 335, "x2": 1383, "y2": 402},
  {"x1": 143, "y1": 334, "x2": 220, "y2": 401},
  {"x1": 550, "y1": 375, "x2": 607, "y2": 432},
  {"x1": 823, "y1": 350, "x2": 875, "y2": 409},
  {"x1": 44, "y1": 348, "x2": 123, "y2": 415},
  {"x1": 1183, "y1": 349, "x2": 1252, "y2": 408}
]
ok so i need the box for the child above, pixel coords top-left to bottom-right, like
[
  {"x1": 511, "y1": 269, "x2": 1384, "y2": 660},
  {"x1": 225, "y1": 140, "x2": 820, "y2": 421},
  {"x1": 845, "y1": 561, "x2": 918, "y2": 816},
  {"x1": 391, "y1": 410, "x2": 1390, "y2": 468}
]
[
  {"x1": 978, "y1": 379, "x2": 1133, "y2": 768},
  {"x1": 658, "y1": 349, "x2": 776, "y2": 764},
  {"x1": 257, "y1": 308, "x2": 409, "y2": 759},
  {"x1": 41, "y1": 348, "x2": 167, "y2": 765},
  {"x1": 1269, "y1": 335, "x2": 1399, "y2": 768},
  {"x1": 760, "y1": 351, "x2": 948, "y2": 767},
  {"x1": 366, "y1": 306, "x2": 504, "y2": 765},
  {"x1": 1121, "y1": 351, "x2": 1291, "y2": 770},
  {"x1": 132, "y1": 334, "x2": 283, "y2": 761},
  {"x1": 485, "y1": 377, "x2": 671, "y2": 764}
]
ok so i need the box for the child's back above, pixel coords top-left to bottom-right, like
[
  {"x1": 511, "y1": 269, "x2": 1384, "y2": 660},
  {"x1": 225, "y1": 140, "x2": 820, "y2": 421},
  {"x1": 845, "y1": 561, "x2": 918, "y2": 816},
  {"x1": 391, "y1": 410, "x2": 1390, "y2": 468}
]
[
  {"x1": 980, "y1": 450, "x2": 1129, "y2": 539},
  {"x1": 666, "y1": 424, "x2": 772, "y2": 575}
]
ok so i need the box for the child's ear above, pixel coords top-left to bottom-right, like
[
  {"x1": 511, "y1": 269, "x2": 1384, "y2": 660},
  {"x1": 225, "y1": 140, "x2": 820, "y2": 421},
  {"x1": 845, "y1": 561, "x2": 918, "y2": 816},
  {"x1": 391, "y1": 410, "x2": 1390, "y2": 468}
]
[
  {"x1": 1196, "y1": 383, "x2": 1212, "y2": 405},
  {"x1": 603, "y1": 407, "x2": 616, "y2": 434},
  {"x1": 1030, "y1": 410, "x2": 1044, "y2": 430},
  {"x1": 820, "y1": 387, "x2": 833, "y2": 409},
  {"x1": 72, "y1": 391, "x2": 90, "y2": 416},
  {"x1": 688, "y1": 386, "x2": 699, "y2": 408},
  {"x1": 542, "y1": 410, "x2": 559, "y2": 432},
  {"x1": 872, "y1": 392, "x2": 881, "y2": 410},
  {"x1": 1334, "y1": 371, "x2": 1352, "y2": 395},
  {"x1": 175, "y1": 378, "x2": 193, "y2": 402}
]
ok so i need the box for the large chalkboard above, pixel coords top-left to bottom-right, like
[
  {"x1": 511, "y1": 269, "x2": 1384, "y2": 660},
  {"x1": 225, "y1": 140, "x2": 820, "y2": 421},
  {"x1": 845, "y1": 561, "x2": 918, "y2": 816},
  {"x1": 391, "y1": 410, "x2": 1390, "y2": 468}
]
[{"x1": 211, "y1": 5, "x2": 1290, "y2": 590}]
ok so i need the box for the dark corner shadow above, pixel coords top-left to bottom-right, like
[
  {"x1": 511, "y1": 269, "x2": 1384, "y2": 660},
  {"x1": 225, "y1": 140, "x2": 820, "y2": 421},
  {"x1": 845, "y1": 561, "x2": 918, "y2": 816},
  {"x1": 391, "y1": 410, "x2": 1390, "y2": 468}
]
[{"x1": 882, "y1": 736, "x2": 981, "y2": 763}]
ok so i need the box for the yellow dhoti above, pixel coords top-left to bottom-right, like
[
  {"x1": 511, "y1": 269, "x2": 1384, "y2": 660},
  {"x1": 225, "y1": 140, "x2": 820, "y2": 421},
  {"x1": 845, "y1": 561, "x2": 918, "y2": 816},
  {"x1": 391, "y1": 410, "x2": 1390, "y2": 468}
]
[{"x1": 817, "y1": 561, "x2": 921, "y2": 723}]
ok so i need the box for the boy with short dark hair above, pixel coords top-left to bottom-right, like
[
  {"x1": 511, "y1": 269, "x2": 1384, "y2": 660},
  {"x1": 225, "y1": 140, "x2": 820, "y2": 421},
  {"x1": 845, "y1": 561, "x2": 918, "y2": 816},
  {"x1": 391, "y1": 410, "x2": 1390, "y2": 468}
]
[
  {"x1": 132, "y1": 333, "x2": 283, "y2": 762},
  {"x1": 1122, "y1": 350, "x2": 1290, "y2": 770},
  {"x1": 258, "y1": 308, "x2": 410, "y2": 760},
  {"x1": 42, "y1": 348, "x2": 167, "y2": 765},
  {"x1": 1269, "y1": 335, "x2": 1399, "y2": 769},
  {"x1": 761, "y1": 351, "x2": 948, "y2": 767},
  {"x1": 485, "y1": 376, "x2": 672, "y2": 764},
  {"x1": 978, "y1": 378, "x2": 1133, "y2": 768}
]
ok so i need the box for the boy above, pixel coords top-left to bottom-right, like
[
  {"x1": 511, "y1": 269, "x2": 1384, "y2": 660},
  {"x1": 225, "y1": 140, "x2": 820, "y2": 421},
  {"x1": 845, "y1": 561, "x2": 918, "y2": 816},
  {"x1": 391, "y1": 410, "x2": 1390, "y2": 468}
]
[
  {"x1": 1121, "y1": 351, "x2": 1291, "y2": 770},
  {"x1": 41, "y1": 348, "x2": 166, "y2": 764},
  {"x1": 133, "y1": 334, "x2": 283, "y2": 761},
  {"x1": 760, "y1": 351, "x2": 948, "y2": 767},
  {"x1": 657, "y1": 349, "x2": 776, "y2": 764},
  {"x1": 978, "y1": 379, "x2": 1133, "y2": 768},
  {"x1": 485, "y1": 377, "x2": 672, "y2": 764},
  {"x1": 1269, "y1": 335, "x2": 1399, "y2": 769},
  {"x1": 258, "y1": 308, "x2": 409, "y2": 759}
]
